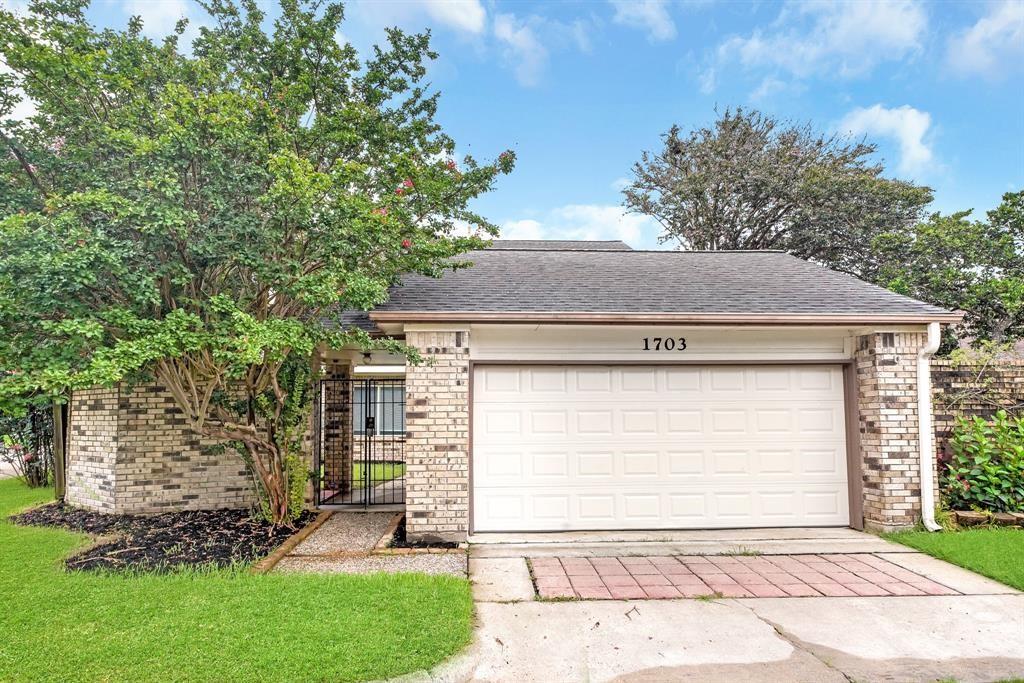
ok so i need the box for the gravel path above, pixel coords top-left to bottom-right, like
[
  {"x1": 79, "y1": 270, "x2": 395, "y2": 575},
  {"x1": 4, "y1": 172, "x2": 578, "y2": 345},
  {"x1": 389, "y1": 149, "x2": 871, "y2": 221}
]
[
  {"x1": 290, "y1": 512, "x2": 395, "y2": 555},
  {"x1": 274, "y1": 511, "x2": 466, "y2": 577},
  {"x1": 276, "y1": 552, "x2": 467, "y2": 576}
]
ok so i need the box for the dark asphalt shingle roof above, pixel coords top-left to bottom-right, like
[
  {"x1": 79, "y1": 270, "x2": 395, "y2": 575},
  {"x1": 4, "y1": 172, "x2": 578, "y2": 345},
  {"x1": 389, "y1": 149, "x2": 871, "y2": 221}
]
[
  {"x1": 372, "y1": 249, "x2": 951, "y2": 317},
  {"x1": 486, "y1": 240, "x2": 633, "y2": 251}
]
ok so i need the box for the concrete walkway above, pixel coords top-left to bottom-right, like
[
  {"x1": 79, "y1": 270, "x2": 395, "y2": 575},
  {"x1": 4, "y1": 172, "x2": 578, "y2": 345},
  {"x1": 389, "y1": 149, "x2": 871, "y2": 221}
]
[
  {"x1": 456, "y1": 594, "x2": 1024, "y2": 683},
  {"x1": 0, "y1": 461, "x2": 18, "y2": 479},
  {"x1": 469, "y1": 526, "x2": 899, "y2": 557},
  {"x1": 443, "y1": 529, "x2": 1024, "y2": 682}
]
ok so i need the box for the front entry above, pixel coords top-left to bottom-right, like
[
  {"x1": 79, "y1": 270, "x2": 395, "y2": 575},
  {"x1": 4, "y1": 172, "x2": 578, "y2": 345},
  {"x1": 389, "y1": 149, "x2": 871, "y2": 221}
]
[
  {"x1": 472, "y1": 365, "x2": 850, "y2": 532},
  {"x1": 314, "y1": 377, "x2": 406, "y2": 507}
]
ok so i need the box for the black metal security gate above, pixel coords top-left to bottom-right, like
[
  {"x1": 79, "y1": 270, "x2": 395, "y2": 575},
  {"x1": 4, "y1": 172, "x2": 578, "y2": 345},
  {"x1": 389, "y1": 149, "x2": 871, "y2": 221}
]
[{"x1": 313, "y1": 378, "x2": 406, "y2": 507}]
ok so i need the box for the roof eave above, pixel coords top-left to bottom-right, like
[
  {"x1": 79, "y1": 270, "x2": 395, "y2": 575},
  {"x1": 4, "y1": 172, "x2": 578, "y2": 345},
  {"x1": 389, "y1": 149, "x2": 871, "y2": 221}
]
[{"x1": 368, "y1": 311, "x2": 964, "y2": 325}]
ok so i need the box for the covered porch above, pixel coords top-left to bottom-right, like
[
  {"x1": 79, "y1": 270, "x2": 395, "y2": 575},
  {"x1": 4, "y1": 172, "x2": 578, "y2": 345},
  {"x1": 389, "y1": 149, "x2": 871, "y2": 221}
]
[{"x1": 313, "y1": 349, "x2": 408, "y2": 511}]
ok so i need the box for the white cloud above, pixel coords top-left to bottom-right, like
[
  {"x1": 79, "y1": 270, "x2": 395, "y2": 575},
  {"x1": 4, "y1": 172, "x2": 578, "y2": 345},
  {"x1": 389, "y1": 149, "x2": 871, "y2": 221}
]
[
  {"x1": 715, "y1": 0, "x2": 927, "y2": 80},
  {"x1": 749, "y1": 75, "x2": 806, "y2": 102},
  {"x1": 947, "y1": 0, "x2": 1024, "y2": 80},
  {"x1": 493, "y1": 13, "x2": 548, "y2": 87},
  {"x1": 500, "y1": 218, "x2": 546, "y2": 240},
  {"x1": 421, "y1": 0, "x2": 486, "y2": 34},
  {"x1": 348, "y1": 0, "x2": 486, "y2": 36},
  {"x1": 839, "y1": 104, "x2": 934, "y2": 176},
  {"x1": 610, "y1": 177, "x2": 632, "y2": 191},
  {"x1": 609, "y1": 0, "x2": 677, "y2": 42},
  {"x1": 500, "y1": 204, "x2": 664, "y2": 248},
  {"x1": 697, "y1": 66, "x2": 716, "y2": 94}
]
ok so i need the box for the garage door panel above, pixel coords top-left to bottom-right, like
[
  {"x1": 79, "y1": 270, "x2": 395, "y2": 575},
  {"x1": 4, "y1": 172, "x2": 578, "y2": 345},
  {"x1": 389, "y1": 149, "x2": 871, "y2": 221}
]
[
  {"x1": 476, "y1": 404, "x2": 846, "y2": 442},
  {"x1": 473, "y1": 365, "x2": 850, "y2": 531},
  {"x1": 472, "y1": 484, "x2": 851, "y2": 531},
  {"x1": 474, "y1": 446, "x2": 847, "y2": 485}
]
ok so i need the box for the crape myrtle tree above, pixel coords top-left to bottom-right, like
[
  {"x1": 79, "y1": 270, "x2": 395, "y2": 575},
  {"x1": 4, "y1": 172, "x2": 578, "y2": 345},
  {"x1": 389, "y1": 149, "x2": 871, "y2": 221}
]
[
  {"x1": 623, "y1": 108, "x2": 932, "y2": 278},
  {"x1": 0, "y1": 0, "x2": 514, "y2": 524}
]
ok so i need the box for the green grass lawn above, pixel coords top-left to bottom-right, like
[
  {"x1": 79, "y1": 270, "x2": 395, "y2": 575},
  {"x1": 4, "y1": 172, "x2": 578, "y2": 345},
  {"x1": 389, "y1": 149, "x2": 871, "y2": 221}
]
[
  {"x1": 0, "y1": 479, "x2": 472, "y2": 682},
  {"x1": 351, "y1": 462, "x2": 406, "y2": 486},
  {"x1": 885, "y1": 527, "x2": 1024, "y2": 591}
]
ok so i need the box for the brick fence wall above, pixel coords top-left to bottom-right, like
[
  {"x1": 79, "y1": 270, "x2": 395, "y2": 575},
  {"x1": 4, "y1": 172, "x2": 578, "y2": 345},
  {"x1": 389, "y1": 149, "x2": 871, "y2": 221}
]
[
  {"x1": 66, "y1": 383, "x2": 255, "y2": 514},
  {"x1": 932, "y1": 358, "x2": 1024, "y2": 454}
]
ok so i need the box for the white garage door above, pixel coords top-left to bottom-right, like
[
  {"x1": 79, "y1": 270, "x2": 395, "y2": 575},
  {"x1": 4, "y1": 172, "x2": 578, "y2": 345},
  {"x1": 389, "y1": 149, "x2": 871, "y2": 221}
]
[{"x1": 472, "y1": 365, "x2": 850, "y2": 532}]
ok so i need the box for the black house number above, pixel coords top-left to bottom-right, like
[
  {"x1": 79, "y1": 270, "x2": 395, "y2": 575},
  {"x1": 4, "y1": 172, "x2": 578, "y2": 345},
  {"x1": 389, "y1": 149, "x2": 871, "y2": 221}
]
[{"x1": 642, "y1": 337, "x2": 687, "y2": 351}]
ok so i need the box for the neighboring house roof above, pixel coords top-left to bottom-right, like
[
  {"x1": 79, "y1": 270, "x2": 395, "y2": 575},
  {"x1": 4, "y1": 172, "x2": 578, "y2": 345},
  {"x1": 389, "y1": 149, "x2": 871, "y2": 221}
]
[
  {"x1": 367, "y1": 248, "x2": 959, "y2": 325},
  {"x1": 486, "y1": 240, "x2": 633, "y2": 251}
]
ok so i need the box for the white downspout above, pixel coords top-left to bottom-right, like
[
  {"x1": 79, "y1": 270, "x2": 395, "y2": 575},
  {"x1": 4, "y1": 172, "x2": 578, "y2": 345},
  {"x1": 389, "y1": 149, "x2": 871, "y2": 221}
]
[{"x1": 918, "y1": 322, "x2": 942, "y2": 532}]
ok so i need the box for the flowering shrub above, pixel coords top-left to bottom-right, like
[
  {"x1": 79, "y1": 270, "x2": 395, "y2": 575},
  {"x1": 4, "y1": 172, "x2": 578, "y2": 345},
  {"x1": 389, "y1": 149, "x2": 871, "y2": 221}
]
[
  {"x1": 0, "y1": 405, "x2": 54, "y2": 488},
  {"x1": 941, "y1": 410, "x2": 1024, "y2": 513},
  {"x1": 1, "y1": 437, "x2": 51, "y2": 487}
]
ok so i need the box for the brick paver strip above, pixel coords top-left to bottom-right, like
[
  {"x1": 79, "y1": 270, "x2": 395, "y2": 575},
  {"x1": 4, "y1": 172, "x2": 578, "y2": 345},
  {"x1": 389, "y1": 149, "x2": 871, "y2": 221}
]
[{"x1": 530, "y1": 554, "x2": 960, "y2": 601}]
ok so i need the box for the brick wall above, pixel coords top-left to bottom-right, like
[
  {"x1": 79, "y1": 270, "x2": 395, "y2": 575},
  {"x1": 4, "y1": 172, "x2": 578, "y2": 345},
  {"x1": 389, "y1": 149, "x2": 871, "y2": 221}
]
[
  {"x1": 404, "y1": 328, "x2": 470, "y2": 542},
  {"x1": 66, "y1": 383, "x2": 255, "y2": 514},
  {"x1": 855, "y1": 332, "x2": 927, "y2": 532},
  {"x1": 115, "y1": 384, "x2": 254, "y2": 513},
  {"x1": 932, "y1": 358, "x2": 1024, "y2": 452},
  {"x1": 66, "y1": 388, "x2": 119, "y2": 512}
]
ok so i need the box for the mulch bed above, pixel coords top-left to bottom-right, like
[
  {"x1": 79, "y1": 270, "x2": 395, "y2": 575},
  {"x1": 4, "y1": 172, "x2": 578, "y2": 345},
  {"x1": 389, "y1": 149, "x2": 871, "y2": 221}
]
[
  {"x1": 11, "y1": 502, "x2": 315, "y2": 573},
  {"x1": 388, "y1": 516, "x2": 460, "y2": 550}
]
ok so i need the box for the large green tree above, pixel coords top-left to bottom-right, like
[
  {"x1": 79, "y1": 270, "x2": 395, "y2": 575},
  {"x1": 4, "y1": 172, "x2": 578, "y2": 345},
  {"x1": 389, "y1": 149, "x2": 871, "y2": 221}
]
[
  {"x1": 875, "y1": 191, "x2": 1024, "y2": 345},
  {"x1": 623, "y1": 108, "x2": 932, "y2": 278},
  {"x1": 0, "y1": 0, "x2": 513, "y2": 523}
]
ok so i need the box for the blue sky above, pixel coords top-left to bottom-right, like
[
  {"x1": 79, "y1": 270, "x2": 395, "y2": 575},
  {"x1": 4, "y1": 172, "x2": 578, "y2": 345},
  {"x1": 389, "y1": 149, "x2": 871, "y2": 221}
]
[{"x1": 5, "y1": 0, "x2": 1023, "y2": 249}]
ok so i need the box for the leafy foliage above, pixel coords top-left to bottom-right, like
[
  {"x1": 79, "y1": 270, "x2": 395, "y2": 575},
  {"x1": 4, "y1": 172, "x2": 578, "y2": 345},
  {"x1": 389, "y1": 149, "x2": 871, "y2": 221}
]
[
  {"x1": 0, "y1": 0, "x2": 513, "y2": 523},
  {"x1": 623, "y1": 108, "x2": 933, "y2": 276},
  {"x1": 941, "y1": 411, "x2": 1024, "y2": 513},
  {"x1": 0, "y1": 404, "x2": 53, "y2": 487},
  {"x1": 875, "y1": 191, "x2": 1024, "y2": 346}
]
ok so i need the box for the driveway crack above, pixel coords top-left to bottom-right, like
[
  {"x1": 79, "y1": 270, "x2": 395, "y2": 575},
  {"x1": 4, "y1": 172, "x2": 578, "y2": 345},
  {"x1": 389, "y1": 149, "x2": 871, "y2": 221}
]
[{"x1": 731, "y1": 600, "x2": 855, "y2": 683}]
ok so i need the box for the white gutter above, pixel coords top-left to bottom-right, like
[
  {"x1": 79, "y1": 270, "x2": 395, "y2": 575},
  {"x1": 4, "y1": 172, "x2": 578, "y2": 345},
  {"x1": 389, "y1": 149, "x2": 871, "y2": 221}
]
[{"x1": 918, "y1": 322, "x2": 942, "y2": 532}]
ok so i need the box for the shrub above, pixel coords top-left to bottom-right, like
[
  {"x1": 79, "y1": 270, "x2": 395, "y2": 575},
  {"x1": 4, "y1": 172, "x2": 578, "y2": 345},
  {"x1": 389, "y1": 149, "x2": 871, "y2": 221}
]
[
  {"x1": 941, "y1": 410, "x2": 1024, "y2": 513},
  {"x1": 0, "y1": 406, "x2": 53, "y2": 488}
]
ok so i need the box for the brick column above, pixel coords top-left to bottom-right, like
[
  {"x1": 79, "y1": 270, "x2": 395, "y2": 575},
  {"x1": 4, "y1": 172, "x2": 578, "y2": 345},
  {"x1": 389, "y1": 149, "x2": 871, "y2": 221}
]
[
  {"x1": 66, "y1": 388, "x2": 120, "y2": 512},
  {"x1": 404, "y1": 327, "x2": 470, "y2": 542},
  {"x1": 855, "y1": 331, "x2": 928, "y2": 531},
  {"x1": 322, "y1": 361, "x2": 353, "y2": 498}
]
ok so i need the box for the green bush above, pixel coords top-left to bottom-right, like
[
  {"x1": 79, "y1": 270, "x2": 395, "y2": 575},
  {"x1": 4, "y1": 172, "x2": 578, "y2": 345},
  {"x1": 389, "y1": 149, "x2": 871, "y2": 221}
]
[{"x1": 941, "y1": 410, "x2": 1024, "y2": 513}]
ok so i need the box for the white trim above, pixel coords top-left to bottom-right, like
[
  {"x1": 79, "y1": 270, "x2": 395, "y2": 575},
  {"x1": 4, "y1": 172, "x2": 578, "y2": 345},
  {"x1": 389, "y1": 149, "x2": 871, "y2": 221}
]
[
  {"x1": 918, "y1": 322, "x2": 942, "y2": 532},
  {"x1": 352, "y1": 365, "x2": 406, "y2": 375},
  {"x1": 469, "y1": 325, "x2": 856, "y2": 363}
]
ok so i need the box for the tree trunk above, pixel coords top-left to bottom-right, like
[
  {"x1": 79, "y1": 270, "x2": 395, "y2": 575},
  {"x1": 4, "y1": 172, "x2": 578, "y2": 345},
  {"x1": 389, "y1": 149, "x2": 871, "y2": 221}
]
[{"x1": 52, "y1": 402, "x2": 66, "y2": 501}]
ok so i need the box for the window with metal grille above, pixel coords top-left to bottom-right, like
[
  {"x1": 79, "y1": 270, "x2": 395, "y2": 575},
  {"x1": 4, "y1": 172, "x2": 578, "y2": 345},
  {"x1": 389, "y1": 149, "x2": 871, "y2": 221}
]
[{"x1": 353, "y1": 384, "x2": 405, "y2": 435}]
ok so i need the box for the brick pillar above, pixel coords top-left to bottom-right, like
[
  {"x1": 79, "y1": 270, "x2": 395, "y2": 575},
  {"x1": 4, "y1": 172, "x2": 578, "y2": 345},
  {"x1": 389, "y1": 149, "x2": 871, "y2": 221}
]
[
  {"x1": 66, "y1": 388, "x2": 120, "y2": 512},
  {"x1": 855, "y1": 331, "x2": 928, "y2": 532},
  {"x1": 322, "y1": 362, "x2": 353, "y2": 499},
  {"x1": 404, "y1": 327, "x2": 470, "y2": 542}
]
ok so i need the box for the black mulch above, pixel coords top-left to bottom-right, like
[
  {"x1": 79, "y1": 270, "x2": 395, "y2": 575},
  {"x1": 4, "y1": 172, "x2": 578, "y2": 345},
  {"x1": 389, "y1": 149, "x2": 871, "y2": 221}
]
[
  {"x1": 10, "y1": 503, "x2": 315, "y2": 573},
  {"x1": 388, "y1": 516, "x2": 459, "y2": 549}
]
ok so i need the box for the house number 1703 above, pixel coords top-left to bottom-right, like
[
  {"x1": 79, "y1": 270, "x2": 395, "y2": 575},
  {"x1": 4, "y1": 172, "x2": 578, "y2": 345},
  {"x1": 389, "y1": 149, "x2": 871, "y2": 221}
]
[{"x1": 642, "y1": 337, "x2": 687, "y2": 351}]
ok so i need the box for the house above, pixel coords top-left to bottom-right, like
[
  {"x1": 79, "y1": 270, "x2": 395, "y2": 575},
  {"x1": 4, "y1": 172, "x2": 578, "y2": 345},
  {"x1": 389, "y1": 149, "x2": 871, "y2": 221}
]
[{"x1": 65, "y1": 240, "x2": 960, "y2": 541}]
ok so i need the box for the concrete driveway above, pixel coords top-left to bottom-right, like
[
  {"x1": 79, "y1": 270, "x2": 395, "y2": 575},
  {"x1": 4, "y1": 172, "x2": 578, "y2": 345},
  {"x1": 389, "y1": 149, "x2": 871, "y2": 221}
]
[{"x1": 429, "y1": 528, "x2": 1024, "y2": 683}]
